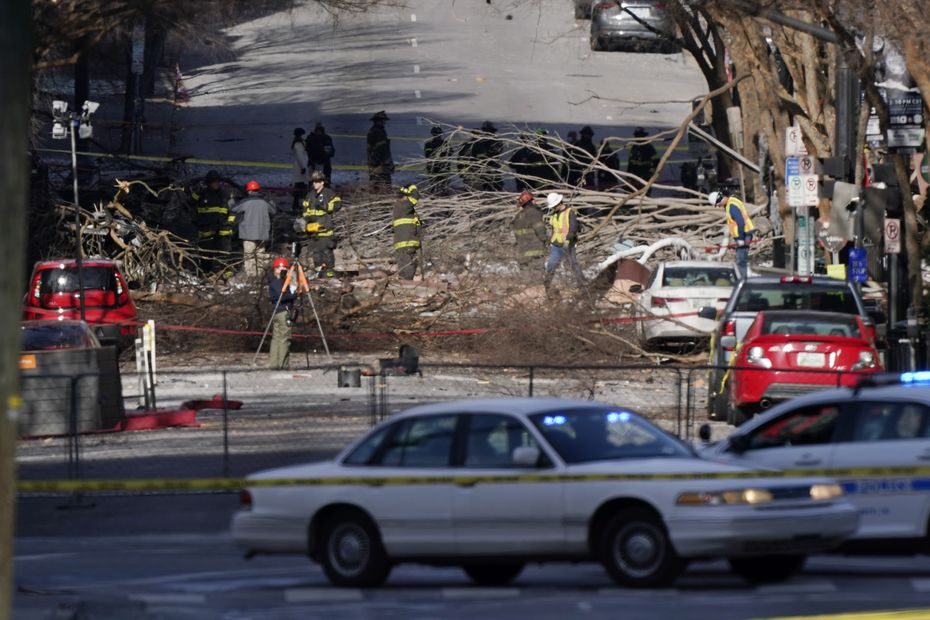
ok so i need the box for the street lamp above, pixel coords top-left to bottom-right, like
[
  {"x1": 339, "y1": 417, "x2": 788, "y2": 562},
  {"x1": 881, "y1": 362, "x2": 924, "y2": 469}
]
[{"x1": 51, "y1": 99, "x2": 98, "y2": 323}]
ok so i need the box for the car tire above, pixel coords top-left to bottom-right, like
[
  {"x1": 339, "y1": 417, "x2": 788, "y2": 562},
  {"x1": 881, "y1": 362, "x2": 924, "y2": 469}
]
[
  {"x1": 319, "y1": 510, "x2": 392, "y2": 587},
  {"x1": 728, "y1": 554, "x2": 807, "y2": 583},
  {"x1": 590, "y1": 37, "x2": 604, "y2": 52},
  {"x1": 462, "y1": 563, "x2": 525, "y2": 586},
  {"x1": 599, "y1": 508, "x2": 686, "y2": 587}
]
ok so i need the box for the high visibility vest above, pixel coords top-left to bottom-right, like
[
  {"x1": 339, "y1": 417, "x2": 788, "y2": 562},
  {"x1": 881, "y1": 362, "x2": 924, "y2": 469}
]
[
  {"x1": 725, "y1": 197, "x2": 755, "y2": 238},
  {"x1": 549, "y1": 209, "x2": 572, "y2": 245}
]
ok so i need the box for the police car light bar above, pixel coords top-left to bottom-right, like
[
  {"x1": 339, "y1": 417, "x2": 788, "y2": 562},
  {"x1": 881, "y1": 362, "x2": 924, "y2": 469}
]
[{"x1": 853, "y1": 371, "x2": 930, "y2": 394}]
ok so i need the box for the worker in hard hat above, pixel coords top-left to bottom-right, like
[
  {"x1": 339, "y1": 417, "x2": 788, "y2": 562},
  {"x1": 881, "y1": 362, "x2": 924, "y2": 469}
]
[
  {"x1": 393, "y1": 184, "x2": 422, "y2": 280},
  {"x1": 709, "y1": 190, "x2": 755, "y2": 279},
  {"x1": 544, "y1": 192, "x2": 586, "y2": 294},
  {"x1": 299, "y1": 171, "x2": 342, "y2": 277},
  {"x1": 191, "y1": 170, "x2": 234, "y2": 273},
  {"x1": 268, "y1": 257, "x2": 298, "y2": 369},
  {"x1": 231, "y1": 180, "x2": 276, "y2": 279},
  {"x1": 512, "y1": 191, "x2": 548, "y2": 268}
]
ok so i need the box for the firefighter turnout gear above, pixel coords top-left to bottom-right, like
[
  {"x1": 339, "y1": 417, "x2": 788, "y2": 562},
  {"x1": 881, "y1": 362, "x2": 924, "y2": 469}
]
[
  {"x1": 367, "y1": 111, "x2": 394, "y2": 190},
  {"x1": 393, "y1": 185, "x2": 422, "y2": 280},
  {"x1": 191, "y1": 171, "x2": 233, "y2": 272},
  {"x1": 512, "y1": 195, "x2": 548, "y2": 265},
  {"x1": 300, "y1": 184, "x2": 341, "y2": 277}
]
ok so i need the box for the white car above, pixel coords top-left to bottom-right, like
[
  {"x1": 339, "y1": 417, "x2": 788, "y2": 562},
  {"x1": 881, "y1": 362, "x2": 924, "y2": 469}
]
[
  {"x1": 634, "y1": 261, "x2": 738, "y2": 348},
  {"x1": 699, "y1": 375, "x2": 930, "y2": 553},
  {"x1": 232, "y1": 398, "x2": 858, "y2": 588}
]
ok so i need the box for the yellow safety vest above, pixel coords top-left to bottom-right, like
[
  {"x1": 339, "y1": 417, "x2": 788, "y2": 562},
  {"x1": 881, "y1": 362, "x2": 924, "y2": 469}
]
[
  {"x1": 549, "y1": 209, "x2": 572, "y2": 245},
  {"x1": 724, "y1": 197, "x2": 755, "y2": 238}
]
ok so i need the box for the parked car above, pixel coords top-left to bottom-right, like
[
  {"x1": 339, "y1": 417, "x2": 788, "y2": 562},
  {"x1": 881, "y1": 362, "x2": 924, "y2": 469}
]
[
  {"x1": 700, "y1": 373, "x2": 930, "y2": 554},
  {"x1": 21, "y1": 319, "x2": 101, "y2": 352},
  {"x1": 575, "y1": 0, "x2": 596, "y2": 19},
  {"x1": 703, "y1": 275, "x2": 876, "y2": 424},
  {"x1": 633, "y1": 261, "x2": 737, "y2": 349},
  {"x1": 22, "y1": 259, "x2": 138, "y2": 347},
  {"x1": 232, "y1": 398, "x2": 857, "y2": 588},
  {"x1": 726, "y1": 311, "x2": 881, "y2": 425},
  {"x1": 590, "y1": 1, "x2": 679, "y2": 53}
]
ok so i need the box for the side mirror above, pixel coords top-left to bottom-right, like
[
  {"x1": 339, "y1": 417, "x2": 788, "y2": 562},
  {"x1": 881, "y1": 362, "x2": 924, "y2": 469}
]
[
  {"x1": 628, "y1": 283, "x2": 643, "y2": 294},
  {"x1": 729, "y1": 433, "x2": 750, "y2": 454},
  {"x1": 512, "y1": 446, "x2": 540, "y2": 467},
  {"x1": 698, "y1": 423, "x2": 712, "y2": 443},
  {"x1": 720, "y1": 335, "x2": 737, "y2": 350},
  {"x1": 697, "y1": 306, "x2": 718, "y2": 320}
]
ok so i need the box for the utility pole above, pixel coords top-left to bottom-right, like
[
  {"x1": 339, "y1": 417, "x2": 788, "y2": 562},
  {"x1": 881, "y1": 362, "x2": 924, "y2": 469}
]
[{"x1": 0, "y1": 1, "x2": 32, "y2": 618}]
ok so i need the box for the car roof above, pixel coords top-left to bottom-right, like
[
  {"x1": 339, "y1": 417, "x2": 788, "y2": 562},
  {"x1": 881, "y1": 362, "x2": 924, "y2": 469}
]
[
  {"x1": 33, "y1": 258, "x2": 120, "y2": 269},
  {"x1": 393, "y1": 397, "x2": 625, "y2": 419},
  {"x1": 738, "y1": 275, "x2": 851, "y2": 286}
]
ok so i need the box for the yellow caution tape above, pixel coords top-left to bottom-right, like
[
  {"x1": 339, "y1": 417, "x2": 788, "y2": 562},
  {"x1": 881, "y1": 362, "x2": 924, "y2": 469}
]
[
  {"x1": 762, "y1": 609, "x2": 930, "y2": 620},
  {"x1": 17, "y1": 465, "x2": 930, "y2": 494}
]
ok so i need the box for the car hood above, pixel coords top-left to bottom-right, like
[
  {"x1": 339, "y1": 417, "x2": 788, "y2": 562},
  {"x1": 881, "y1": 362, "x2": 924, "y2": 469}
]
[
  {"x1": 563, "y1": 456, "x2": 776, "y2": 475},
  {"x1": 247, "y1": 461, "x2": 340, "y2": 481}
]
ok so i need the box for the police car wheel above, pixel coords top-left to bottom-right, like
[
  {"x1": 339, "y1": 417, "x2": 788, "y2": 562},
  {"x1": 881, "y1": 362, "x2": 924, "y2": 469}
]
[
  {"x1": 319, "y1": 510, "x2": 391, "y2": 587},
  {"x1": 728, "y1": 554, "x2": 806, "y2": 584},
  {"x1": 600, "y1": 508, "x2": 686, "y2": 588}
]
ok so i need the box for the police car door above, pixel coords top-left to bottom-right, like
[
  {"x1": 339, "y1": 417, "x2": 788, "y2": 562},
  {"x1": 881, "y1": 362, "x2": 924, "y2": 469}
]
[
  {"x1": 830, "y1": 400, "x2": 930, "y2": 539},
  {"x1": 725, "y1": 402, "x2": 840, "y2": 472}
]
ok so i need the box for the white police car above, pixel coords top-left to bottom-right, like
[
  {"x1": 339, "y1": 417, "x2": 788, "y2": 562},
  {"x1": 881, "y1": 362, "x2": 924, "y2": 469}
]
[
  {"x1": 233, "y1": 398, "x2": 857, "y2": 588},
  {"x1": 700, "y1": 372, "x2": 930, "y2": 553}
]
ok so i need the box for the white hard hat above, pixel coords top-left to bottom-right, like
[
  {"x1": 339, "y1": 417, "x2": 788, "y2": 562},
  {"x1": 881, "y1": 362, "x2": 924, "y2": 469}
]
[
  {"x1": 707, "y1": 191, "x2": 722, "y2": 206},
  {"x1": 546, "y1": 192, "x2": 564, "y2": 209}
]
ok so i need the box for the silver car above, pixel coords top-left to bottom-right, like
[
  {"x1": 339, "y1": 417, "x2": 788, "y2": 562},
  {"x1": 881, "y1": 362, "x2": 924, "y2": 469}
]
[{"x1": 590, "y1": 0, "x2": 679, "y2": 53}]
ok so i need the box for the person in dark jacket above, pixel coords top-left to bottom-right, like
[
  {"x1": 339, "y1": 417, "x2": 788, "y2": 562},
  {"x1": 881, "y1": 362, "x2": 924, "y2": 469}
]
[
  {"x1": 267, "y1": 256, "x2": 298, "y2": 369},
  {"x1": 367, "y1": 110, "x2": 394, "y2": 191},
  {"x1": 191, "y1": 170, "x2": 234, "y2": 273},
  {"x1": 568, "y1": 125, "x2": 598, "y2": 188},
  {"x1": 393, "y1": 184, "x2": 422, "y2": 280},
  {"x1": 596, "y1": 140, "x2": 621, "y2": 191},
  {"x1": 307, "y1": 122, "x2": 335, "y2": 184},
  {"x1": 510, "y1": 131, "x2": 550, "y2": 191},
  {"x1": 424, "y1": 125, "x2": 451, "y2": 193},
  {"x1": 471, "y1": 121, "x2": 503, "y2": 191},
  {"x1": 511, "y1": 191, "x2": 548, "y2": 267},
  {"x1": 300, "y1": 171, "x2": 342, "y2": 277},
  {"x1": 627, "y1": 127, "x2": 660, "y2": 194}
]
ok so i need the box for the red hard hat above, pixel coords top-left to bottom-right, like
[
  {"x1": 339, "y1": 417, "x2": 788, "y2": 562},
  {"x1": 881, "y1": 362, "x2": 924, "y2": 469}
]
[
  {"x1": 517, "y1": 191, "x2": 534, "y2": 206},
  {"x1": 272, "y1": 257, "x2": 289, "y2": 271},
  {"x1": 246, "y1": 180, "x2": 261, "y2": 192}
]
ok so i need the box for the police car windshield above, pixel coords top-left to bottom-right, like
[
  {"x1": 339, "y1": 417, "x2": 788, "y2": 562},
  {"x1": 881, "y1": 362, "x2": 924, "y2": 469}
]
[
  {"x1": 529, "y1": 408, "x2": 692, "y2": 464},
  {"x1": 734, "y1": 284, "x2": 857, "y2": 314}
]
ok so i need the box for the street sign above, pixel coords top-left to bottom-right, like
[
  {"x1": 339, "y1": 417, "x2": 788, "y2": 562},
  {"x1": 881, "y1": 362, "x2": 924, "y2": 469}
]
[
  {"x1": 802, "y1": 174, "x2": 819, "y2": 207},
  {"x1": 785, "y1": 125, "x2": 807, "y2": 157},
  {"x1": 799, "y1": 156, "x2": 816, "y2": 174},
  {"x1": 797, "y1": 209, "x2": 815, "y2": 276},
  {"x1": 884, "y1": 218, "x2": 901, "y2": 254},
  {"x1": 848, "y1": 247, "x2": 868, "y2": 283},
  {"x1": 815, "y1": 220, "x2": 847, "y2": 253},
  {"x1": 885, "y1": 88, "x2": 925, "y2": 151},
  {"x1": 786, "y1": 156, "x2": 802, "y2": 208}
]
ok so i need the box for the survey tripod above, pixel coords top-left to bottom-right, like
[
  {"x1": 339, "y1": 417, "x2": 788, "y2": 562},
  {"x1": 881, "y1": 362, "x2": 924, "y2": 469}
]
[{"x1": 253, "y1": 259, "x2": 331, "y2": 366}]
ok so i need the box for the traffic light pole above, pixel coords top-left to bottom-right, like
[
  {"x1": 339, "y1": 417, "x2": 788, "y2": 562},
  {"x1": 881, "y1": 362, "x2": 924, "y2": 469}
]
[{"x1": 70, "y1": 118, "x2": 87, "y2": 322}]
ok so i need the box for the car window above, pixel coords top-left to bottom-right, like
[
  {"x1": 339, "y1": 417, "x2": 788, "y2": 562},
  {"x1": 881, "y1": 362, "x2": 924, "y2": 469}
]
[
  {"x1": 379, "y1": 415, "x2": 457, "y2": 467},
  {"x1": 662, "y1": 267, "x2": 736, "y2": 288},
  {"x1": 464, "y1": 414, "x2": 539, "y2": 468},
  {"x1": 21, "y1": 324, "x2": 97, "y2": 350},
  {"x1": 734, "y1": 283, "x2": 858, "y2": 314},
  {"x1": 849, "y1": 402, "x2": 930, "y2": 442},
  {"x1": 343, "y1": 423, "x2": 394, "y2": 466},
  {"x1": 762, "y1": 314, "x2": 861, "y2": 338},
  {"x1": 528, "y1": 407, "x2": 691, "y2": 464},
  {"x1": 40, "y1": 267, "x2": 118, "y2": 294},
  {"x1": 744, "y1": 404, "x2": 840, "y2": 450}
]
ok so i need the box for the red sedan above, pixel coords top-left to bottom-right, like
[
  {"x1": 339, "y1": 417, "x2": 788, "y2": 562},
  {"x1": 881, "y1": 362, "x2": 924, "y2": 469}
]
[{"x1": 725, "y1": 311, "x2": 880, "y2": 424}]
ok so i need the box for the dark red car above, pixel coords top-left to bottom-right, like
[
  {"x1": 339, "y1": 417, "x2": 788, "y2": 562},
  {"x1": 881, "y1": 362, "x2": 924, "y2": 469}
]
[
  {"x1": 22, "y1": 259, "x2": 138, "y2": 346},
  {"x1": 726, "y1": 311, "x2": 881, "y2": 424}
]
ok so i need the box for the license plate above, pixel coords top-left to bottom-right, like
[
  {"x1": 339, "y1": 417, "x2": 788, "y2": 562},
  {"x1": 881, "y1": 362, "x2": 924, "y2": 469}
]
[{"x1": 796, "y1": 352, "x2": 825, "y2": 368}]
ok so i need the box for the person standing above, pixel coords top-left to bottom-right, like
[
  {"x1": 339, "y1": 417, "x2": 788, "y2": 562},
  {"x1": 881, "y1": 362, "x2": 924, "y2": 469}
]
[
  {"x1": 231, "y1": 180, "x2": 276, "y2": 278},
  {"x1": 393, "y1": 184, "x2": 422, "y2": 280},
  {"x1": 291, "y1": 128, "x2": 309, "y2": 212},
  {"x1": 307, "y1": 122, "x2": 335, "y2": 184},
  {"x1": 424, "y1": 125, "x2": 451, "y2": 193},
  {"x1": 191, "y1": 170, "x2": 233, "y2": 273},
  {"x1": 367, "y1": 110, "x2": 394, "y2": 191},
  {"x1": 511, "y1": 191, "x2": 548, "y2": 267},
  {"x1": 267, "y1": 257, "x2": 298, "y2": 369},
  {"x1": 709, "y1": 190, "x2": 755, "y2": 279},
  {"x1": 543, "y1": 192, "x2": 586, "y2": 293},
  {"x1": 627, "y1": 127, "x2": 661, "y2": 193},
  {"x1": 471, "y1": 121, "x2": 503, "y2": 191},
  {"x1": 300, "y1": 171, "x2": 342, "y2": 277},
  {"x1": 574, "y1": 125, "x2": 598, "y2": 188}
]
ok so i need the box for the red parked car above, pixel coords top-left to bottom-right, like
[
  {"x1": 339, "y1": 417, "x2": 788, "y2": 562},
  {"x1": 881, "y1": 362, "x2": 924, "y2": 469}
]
[
  {"x1": 22, "y1": 259, "x2": 138, "y2": 347},
  {"x1": 725, "y1": 310, "x2": 881, "y2": 425}
]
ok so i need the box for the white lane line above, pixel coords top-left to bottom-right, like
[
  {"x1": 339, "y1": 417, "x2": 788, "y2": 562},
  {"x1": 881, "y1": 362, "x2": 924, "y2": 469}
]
[
  {"x1": 413, "y1": 65, "x2": 421, "y2": 74},
  {"x1": 66, "y1": 566, "x2": 305, "y2": 590},
  {"x1": 756, "y1": 581, "x2": 837, "y2": 594},
  {"x1": 129, "y1": 594, "x2": 206, "y2": 605},
  {"x1": 441, "y1": 587, "x2": 520, "y2": 599},
  {"x1": 410, "y1": 13, "x2": 417, "y2": 22},
  {"x1": 912, "y1": 578, "x2": 930, "y2": 592},
  {"x1": 414, "y1": 90, "x2": 422, "y2": 99},
  {"x1": 285, "y1": 588, "x2": 364, "y2": 603},
  {"x1": 411, "y1": 38, "x2": 418, "y2": 48}
]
